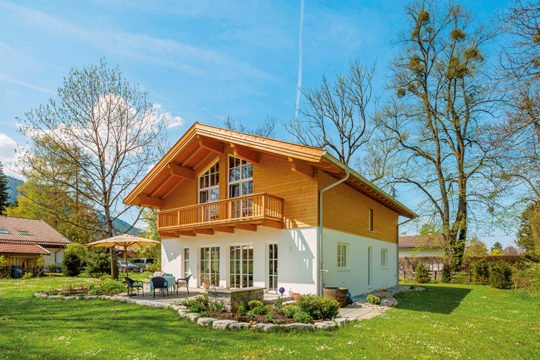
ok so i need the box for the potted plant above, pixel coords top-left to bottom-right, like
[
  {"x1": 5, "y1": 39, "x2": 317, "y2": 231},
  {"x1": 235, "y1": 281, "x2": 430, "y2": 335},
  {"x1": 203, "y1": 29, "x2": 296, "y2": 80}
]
[{"x1": 201, "y1": 275, "x2": 210, "y2": 289}]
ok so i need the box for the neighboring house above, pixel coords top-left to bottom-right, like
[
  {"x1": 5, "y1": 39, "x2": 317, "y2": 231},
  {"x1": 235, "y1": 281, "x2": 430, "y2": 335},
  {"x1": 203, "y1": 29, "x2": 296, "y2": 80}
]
[
  {"x1": 124, "y1": 124, "x2": 416, "y2": 296},
  {"x1": 399, "y1": 235, "x2": 445, "y2": 257},
  {"x1": 0, "y1": 216, "x2": 70, "y2": 268}
]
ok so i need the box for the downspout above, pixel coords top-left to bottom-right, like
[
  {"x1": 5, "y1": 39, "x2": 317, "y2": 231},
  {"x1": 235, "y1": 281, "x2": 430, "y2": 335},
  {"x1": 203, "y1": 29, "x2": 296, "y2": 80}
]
[
  {"x1": 318, "y1": 169, "x2": 350, "y2": 296},
  {"x1": 396, "y1": 217, "x2": 414, "y2": 286}
]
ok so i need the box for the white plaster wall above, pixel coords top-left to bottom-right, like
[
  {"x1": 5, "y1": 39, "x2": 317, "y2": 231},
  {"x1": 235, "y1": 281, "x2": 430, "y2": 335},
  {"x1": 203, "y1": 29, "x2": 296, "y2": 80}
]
[
  {"x1": 322, "y1": 228, "x2": 398, "y2": 297},
  {"x1": 161, "y1": 226, "x2": 318, "y2": 295},
  {"x1": 42, "y1": 248, "x2": 64, "y2": 266},
  {"x1": 399, "y1": 248, "x2": 445, "y2": 257}
]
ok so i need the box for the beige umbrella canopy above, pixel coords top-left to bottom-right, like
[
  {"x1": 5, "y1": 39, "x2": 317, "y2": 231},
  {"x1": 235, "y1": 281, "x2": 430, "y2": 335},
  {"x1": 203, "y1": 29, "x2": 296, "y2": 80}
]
[{"x1": 87, "y1": 234, "x2": 160, "y2": 278}]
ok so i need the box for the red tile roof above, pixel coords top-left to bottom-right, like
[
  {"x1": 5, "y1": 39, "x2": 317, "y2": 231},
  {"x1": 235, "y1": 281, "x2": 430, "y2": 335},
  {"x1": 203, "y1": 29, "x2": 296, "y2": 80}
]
[
  {"x1": 0, "y1": 243, "x2": 50, "y2": 255},
  {"x1": 399, "y1": 235, "x2": 444, "y2": 249},
  {"x1": 0, "y1": 216, "x2": 70, "y2": 246}
]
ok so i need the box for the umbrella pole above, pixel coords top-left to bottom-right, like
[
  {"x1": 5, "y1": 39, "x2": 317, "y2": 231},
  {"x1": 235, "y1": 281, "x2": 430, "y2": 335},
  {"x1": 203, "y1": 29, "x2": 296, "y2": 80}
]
[{"x1": 124, "y1": 244, "x2": 129, "y2": 279}]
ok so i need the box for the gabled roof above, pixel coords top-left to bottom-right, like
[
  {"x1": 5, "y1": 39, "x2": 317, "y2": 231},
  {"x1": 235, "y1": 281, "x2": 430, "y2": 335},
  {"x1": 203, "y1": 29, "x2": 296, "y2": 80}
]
[
  {"x1": 0, "y1": 216, "x2": 70, "y2": 246},
  {"x1": 399, "y1": 235, "x2": 445, "y2": 249},
  {"x1": 124, "y1": 123, "x2": 416, "y2": 218},
  {"x1": 0, "y1": 242, "x2": 50, "y2": 255}
]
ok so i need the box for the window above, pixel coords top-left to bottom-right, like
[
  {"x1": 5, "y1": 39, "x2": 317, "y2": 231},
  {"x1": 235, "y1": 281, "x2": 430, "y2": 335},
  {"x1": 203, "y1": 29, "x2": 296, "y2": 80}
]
[
  {"x1": 230, "y1": 245, "x2": 253, "y2": 288},
  {"x1": 199, "y1": 162, "x2": 220, "y2": 204},
  {"x1": 0, "y1": 229, "x2": 9, "y2": 234},
  {"x1": 381, "y1": 248, "x2": 388, "y2": 268},
  {"x1": 200, "y1": 247, "x2": 220, "y2": 287},
  {"x1": 228, "y1": 156, "x2": 254, "y2": 218},
  {"x1": 368, "y1": 246, "x2": 373, "y2": 286},
  {"x1": 268, "y1": 244, "x2": 278, "y2": 292},
  {"x1": 368, "y1": 209, "x2": 374, "y2": 232},
  {"x1": 18, "y1": 230, "x2": 32, "y2": 236},
  {"x1": 337, "y1": 243, "x2": 348, "y2": 269},
  {"x1": 183, "y1": 248, "x2": 190, "y2": 277}
]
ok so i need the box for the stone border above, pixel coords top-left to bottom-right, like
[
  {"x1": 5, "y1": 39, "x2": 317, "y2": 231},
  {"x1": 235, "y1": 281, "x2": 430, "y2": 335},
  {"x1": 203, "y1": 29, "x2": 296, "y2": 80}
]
[{"x1": 33, "y1": 292, "x2": 348, "y2": 332}]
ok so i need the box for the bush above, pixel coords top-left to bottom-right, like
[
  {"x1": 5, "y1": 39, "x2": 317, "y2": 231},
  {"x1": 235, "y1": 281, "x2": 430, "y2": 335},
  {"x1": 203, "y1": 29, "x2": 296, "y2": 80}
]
[
  {"x1": 22, "y1": 272, "x2": 33, "y2": 279},
  {"x1": 297, "y1": 295, "x2": 323, "y2": 320},
  {"x1": 293, "y1": 310, "x2": 313, "y2": 324},
  {"x1": 88, "y1": 279, "x2": 125, "y2": 295},
  {"x1": 512, "y1": 261, "x2": 540, "y2": 296},
  {"x1": 489, "y1": 261, "x2": 512, "y2": 289},
  {"x1": 189, "y1": 301, "x2": 207, "y2": 313},
  {"x1": 209, "y1": 301, "x2": 224, "y2": 313},
  {"x1": 249, "y1": 305, "x2": 267, "y2": 316},
  {"x1": 415, "y1": 263, "x2": 431, "y2": 284},
  {"x1": 451, "y1": 271, "x2": 471, "y2": 284},
  {"x1": 247, "y1": 300, "x2": 264, "y2": 310},
  {"x1": 84, "y1": 248, "x2": 111, "y2": 276},
  {"x1": 236, "y1": 303, "x2": 248, "y2": 315},
  {"x1": 320, "y1": 298, "x2": 340, "y2": 319},
  {"x1": 62, "y1": 252, "x2": 82, "y2": 276},
  {"x1": 442, "y1": 263, "x2": 452, "y2": 283},
  {"x1": 367, "y1": 294, "x2": 381, "y2": 305},
  {"x1": 283, "y1": 304, "x2": 297, "y2": 318},
  {"x1": 471, "y1": 260, "x2": 489, "y2": 285}
]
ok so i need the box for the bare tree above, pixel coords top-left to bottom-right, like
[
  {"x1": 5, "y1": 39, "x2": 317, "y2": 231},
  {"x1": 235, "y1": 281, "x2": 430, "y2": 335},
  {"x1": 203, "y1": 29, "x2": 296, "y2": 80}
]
[
  {"x1": 20, "y1": 59, "x2": 167, "y2": 278},
  {"x1": 286, "y1": 61, "x2": 376, "y2": 166},
  {"x1": 379, "y1": 1, "x2": 500, "y2": 270},
  {"x1": 223, "y1": 116, "x2": 275, "y2": 137}
]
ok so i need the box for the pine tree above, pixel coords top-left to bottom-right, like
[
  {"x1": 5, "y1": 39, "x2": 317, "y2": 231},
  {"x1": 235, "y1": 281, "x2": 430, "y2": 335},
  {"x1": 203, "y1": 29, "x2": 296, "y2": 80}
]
[{"x1": 0, "y1": 162, "x2": 10, "y2": 215}]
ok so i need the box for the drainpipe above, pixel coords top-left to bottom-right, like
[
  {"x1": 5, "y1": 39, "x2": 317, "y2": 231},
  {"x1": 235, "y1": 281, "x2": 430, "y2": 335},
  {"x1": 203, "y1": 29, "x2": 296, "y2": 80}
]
[
  {"x1": 396, "y1": 218, "x2": 414, "y2": 286},
  {"x1": 318, "y1": 169, "x2": 350, "y2": 296}
]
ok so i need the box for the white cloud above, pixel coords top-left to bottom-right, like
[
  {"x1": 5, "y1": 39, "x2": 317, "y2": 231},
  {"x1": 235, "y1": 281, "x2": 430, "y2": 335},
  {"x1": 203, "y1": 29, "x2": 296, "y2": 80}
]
[
  {"x1": 0, "y1": 133, "x2": 22, "y2": 177},
  {"x1": 0, "y1": 74, "x2": 55, "y2": 95},
  {"x1": 151, "y1": 103, "x2": 184, "y2": 129}
]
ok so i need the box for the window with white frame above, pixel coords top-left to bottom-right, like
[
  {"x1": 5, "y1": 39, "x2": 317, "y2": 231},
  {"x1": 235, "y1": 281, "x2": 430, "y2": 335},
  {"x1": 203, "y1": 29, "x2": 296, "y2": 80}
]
[
  {"x1": 183, "y1": 248, "x2": 190, "y2": 277},
  {"x1": 337, "y1": 243, "x2": 348, "y2": 269},
  {"x1": 199, "y1": 161, "x2": 219, "y2": 204},
  {"x1": 381, "y1": 248, "x2": 388, "y2": 268},
  {"x1": 228, "y1": 156, "x2": 253, "y2": 218}
]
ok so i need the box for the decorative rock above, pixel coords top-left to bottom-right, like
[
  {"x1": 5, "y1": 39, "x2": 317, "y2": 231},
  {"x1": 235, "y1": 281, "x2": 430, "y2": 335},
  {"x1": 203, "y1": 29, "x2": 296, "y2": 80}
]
[
  {"x1": 47, "y1": 295, "x2": 62, "y2": 299},
  {"x1": 314, "y1": 321, "x2": 337, "y2": 330},
  {"x1": 85, "y1": 295, "x2": 98, "y2": 300},
  {"x1": 34, "y1": 293, "x2": 48, "y2": 298},
  {"x1": 334, "y1": 317, "x2": 350, "y2": 326},
  {"x1": 186, "y1": 313, "x2": 200, "y2": 322},
  {"x1": 254, "y1": 323, "x2": 277, "y2": 332},
  {"x1": 280, "y1": 323, "x2": 314, "y2": 331},
  {"x1": 178, "y1": 310, "x2": 188, "y2": 317},
  {"x1": 197, "y1": 317, "x2": 216, "y2": 327},
  {"x1": 212, "y1": 320, "x2": 237, "y2": 330},
  {"x1": 229, "y1": 322, "x2": 250, "y2": 330}
]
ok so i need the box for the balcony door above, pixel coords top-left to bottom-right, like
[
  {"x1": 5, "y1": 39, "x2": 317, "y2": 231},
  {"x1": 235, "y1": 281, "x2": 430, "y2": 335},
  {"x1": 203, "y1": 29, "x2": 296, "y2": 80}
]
[
  {"x1": 200, "y1": 246, "x2": 220, "y2": 287},
  {"x1": 228, "y1": 157, "x2": 253, "y2": 219},
  {"x1": 230, "y1": 245, "x2": 253, "y2": 288},
  {"x1": 199, "y1": 161, "x2": 220, "y2": 222}
]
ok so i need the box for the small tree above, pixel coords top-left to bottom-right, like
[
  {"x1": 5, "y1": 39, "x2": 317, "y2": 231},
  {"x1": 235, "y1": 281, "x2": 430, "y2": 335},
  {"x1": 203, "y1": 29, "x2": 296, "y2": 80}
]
[
  {"x1": 490, "y1": 242, "x2": 504, "y2": 256},
  {"x1": 415, "y1": 263, "x2": 431, "y2": 284},
  {"x1": 489, "y1": 261, "x2": 512, "y2": 289},
  {"x1": 62, "y1": 252, "x2": 82, "y2": 276},
  {"x1": 0, "y1": 162, "x2": 9, "y2": 215},
  {"x1": 464, "y1": 238, "x2": 488, "y2": 257}
]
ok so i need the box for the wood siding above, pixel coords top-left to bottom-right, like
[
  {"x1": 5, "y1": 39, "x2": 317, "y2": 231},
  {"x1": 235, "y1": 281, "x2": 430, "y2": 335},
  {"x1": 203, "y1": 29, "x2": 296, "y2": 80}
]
[
  {"x1": 318, "y1": 171, "x2": 399, "y2": 244},
  {"x1": 161, "y1": 152, "x2": 318, "y2": 229}
]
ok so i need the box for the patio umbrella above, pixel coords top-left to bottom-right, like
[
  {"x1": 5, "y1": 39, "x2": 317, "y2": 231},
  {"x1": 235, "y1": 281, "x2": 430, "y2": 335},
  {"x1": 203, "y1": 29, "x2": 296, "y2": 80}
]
[{"x1": 87, "y1": 234, "x2": 160, "y2": 278}]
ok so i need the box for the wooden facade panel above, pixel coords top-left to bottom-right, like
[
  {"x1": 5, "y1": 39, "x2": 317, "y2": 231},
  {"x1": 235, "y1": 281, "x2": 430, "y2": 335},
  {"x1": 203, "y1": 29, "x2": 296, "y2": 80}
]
[
  {"x1": 254, "y1": 155, "x2": 318, "y2": 228},
  {"x1": 318, "y1": 171, "x2": 398, "y2": 243},
  {"x1": 162, "y1": 179, "x2": 197, "y2": 210}
]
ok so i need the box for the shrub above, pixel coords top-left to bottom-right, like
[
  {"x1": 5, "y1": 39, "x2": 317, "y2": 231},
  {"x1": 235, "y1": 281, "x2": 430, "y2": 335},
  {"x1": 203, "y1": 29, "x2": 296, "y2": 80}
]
[
  {"x1": 189, "y1": 301, "x2": 207, "y2": 313},
  {"x1": 451, "y1": 271, "x2": 471, "y2": 284},
  {"x1": 297, "y1": 295, "x2": 323, "y2": 320},
  {"x1": 62, "y1": 252, "x2": 82, "y2": 276},
  {"x1": 236, "y1": 303, "x2": 248, "y2": 315},
  {"x1": 249, "y1": 305, "x2": 267, "y2": 316},
  {"x1": 209, "y1": 301, "x2": 224, "y2": 313},
  {"x1": 367, "y1": 294, "x2": 381, "y2": 305},
  {"x1": 0, "y1": 255, "x2": 6, "y2": 267},
  {"x1": 265, "y1": 312, "x2": 274, "y2": 323},
  {"x1": 320, "y1": 298, "x2": 340, "y2": 319},
  {"x1": 471, "y1": 260, "x2": 489, "y2": 285},
  {"x1": 22, "y1": 272, "x2": 33, "y2": 279},
  {"x1": 489, "y1": 261, "x2": 512, "y2": 289},
  {"x1": 247, "y1": 300, "x2": 264, "y2": 310},
  {"x1": 88, "y1": 279, "x2": 125, "y2": 295},
  {"x1": 415, "y1": 263, "x2": 431, "y2": 284},
  {"x1": 283, "y1": 304, "x2": 297, "y2": 318},
  {"x1": 442, "y1": 263, "x2": 452, "y2": 283},
  {"x1": 512, "y1": 261, "x2": 540, "y2": 296},
  {"x1": 85, "y1": 248, "x2": 111, "y2": 276},
  {"x1": 293, "y1": 310, "x2": 313, "y2": 324}
]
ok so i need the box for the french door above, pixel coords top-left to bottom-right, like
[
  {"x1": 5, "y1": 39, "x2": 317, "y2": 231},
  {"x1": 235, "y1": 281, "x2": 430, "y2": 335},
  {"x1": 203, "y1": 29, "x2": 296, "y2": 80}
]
[
  {"x1": 230, "y1": 245, "x2": 253, "y2": 288},
  {"x1": 268, "y1": 244, "x2": 278, "y2": 292},
  {"x1": 200, "y1": 247, "x2": 220, "y2": 287}
]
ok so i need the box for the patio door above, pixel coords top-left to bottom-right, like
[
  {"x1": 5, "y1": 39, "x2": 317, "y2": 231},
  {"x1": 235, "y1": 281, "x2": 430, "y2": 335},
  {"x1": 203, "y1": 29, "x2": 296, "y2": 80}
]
[
  {"x1": 268, "y1": 244, "x2": 278, "y2": 292},
  {"x1": 229, "y1": 245, "x2": 253, "y2": 288},
  {"x1": 200, "y1": 247, "x2": 220, "y2": 287}
]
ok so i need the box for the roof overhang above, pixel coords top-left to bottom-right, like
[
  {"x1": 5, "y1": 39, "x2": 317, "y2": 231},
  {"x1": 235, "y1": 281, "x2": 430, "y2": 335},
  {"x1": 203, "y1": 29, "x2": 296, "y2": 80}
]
[{"x1": 124, "y1": 123, "x2": 417, "y2": 219}]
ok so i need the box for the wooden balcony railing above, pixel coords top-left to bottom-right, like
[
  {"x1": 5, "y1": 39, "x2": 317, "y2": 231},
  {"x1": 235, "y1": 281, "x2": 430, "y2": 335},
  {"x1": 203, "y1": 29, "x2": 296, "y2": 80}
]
[{"x1": 158, "y1": 193, "x2": 283, "y2": 231}]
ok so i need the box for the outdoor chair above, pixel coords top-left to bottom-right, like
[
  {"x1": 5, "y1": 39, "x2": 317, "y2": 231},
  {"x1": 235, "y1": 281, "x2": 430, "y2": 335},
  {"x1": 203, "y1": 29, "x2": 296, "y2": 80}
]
[
  {"x1": 176, "y1": 274, "x2": 192, "y2": 295},
  {"x1": 150, "y1": 276, "x2": 169, "y2": 298},
  {"x1": 125, "y1": 277, "x2": 144, "y2": 297}
]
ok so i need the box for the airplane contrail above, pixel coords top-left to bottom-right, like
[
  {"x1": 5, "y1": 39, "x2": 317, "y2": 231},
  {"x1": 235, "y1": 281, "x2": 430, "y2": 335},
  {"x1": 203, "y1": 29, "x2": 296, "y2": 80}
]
[{"x1": 294, "y1": 0, "x2": 304, "y2": 121}]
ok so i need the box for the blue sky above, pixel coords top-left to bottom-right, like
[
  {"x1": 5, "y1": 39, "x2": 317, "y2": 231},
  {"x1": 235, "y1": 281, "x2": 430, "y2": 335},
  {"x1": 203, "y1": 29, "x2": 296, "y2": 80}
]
[{"x1": 0, "y1": 0, "x2": 515, "y2": 246}]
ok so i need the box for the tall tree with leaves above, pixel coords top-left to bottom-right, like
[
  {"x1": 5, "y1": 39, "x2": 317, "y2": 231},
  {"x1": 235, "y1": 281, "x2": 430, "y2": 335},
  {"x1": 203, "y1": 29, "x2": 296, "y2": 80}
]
[
  {"x1": 379, "y1": 1, "x2": 499, "y2": 271},
  {"x1": 517, "y1": 200, "x2": 540, "y2": 256},
  {"x1": 19, "y1": 59, "x2": 167, "y2": 278},
  {"x1": 0, "y1": 162, "x2": 9, "y2": 215}
]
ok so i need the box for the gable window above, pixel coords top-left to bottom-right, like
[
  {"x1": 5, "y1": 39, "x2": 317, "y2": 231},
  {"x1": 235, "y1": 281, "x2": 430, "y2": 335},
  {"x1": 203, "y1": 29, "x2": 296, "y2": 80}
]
[
  {"x1": 381, "y1": 248, "x2": 388, "y2": 268},
  {"x1": 199, "y1": 161, "x2": 219, "y2": 204},
  {"x1": 337, "y1": 243, "x2": 348, "y2": 269},
  {"x1": 368, "y1": 209, "x2": 374, "y2": 232},
  {"x1": 229, "y1": 157, "x2": 253, "y2": 218}
]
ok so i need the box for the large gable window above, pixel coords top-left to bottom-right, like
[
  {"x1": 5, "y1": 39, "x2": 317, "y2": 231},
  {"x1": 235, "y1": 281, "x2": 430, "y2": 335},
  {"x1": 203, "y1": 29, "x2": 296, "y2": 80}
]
[
  {"x1": 199, "y1": 161, "x2": 219, "y2": 204},
  {"x1": 228, "y1": 157, "x2": 253, "y2": 218}
]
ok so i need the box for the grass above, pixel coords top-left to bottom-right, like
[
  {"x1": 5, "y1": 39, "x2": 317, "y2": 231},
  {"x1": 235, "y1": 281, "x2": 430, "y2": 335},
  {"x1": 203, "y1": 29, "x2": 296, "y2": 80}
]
[{"x1": 0, "y1": 277, "x2": 538, "y2": 359}]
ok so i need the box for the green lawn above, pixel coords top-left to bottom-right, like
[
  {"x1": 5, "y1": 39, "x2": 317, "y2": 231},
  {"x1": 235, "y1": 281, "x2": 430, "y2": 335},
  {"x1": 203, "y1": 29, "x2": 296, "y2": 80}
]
[{"x1": 0, "y1": 277, "x2": 538, "y2": 359}]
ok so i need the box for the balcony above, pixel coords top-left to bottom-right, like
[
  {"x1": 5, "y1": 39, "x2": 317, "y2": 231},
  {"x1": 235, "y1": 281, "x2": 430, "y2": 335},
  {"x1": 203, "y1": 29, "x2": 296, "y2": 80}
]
[{"x1": 158, "y1": 193, "x2": 284, "y2": 235}]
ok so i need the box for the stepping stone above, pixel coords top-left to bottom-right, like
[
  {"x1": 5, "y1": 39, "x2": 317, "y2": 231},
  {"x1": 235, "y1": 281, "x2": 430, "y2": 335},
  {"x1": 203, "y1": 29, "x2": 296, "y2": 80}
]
[
  {"x1": 186, "y1": 313, "x2": 200, "y2": 322},
  {"x1": 229, "y1": 322, "x2": 250, "y2": 330},
  {"x1": 314, "y1": 321, "x2": 337, "y2": 330},
  {"x1": 254, "y1": 323, "x2": 276, "y2": 332},
  {"x1": 212, "y1": 320, "x2": 237, "y2": 330},
  {"x1": 334, "y1": 317, "x2": 350, "y2": 326},
  {"x1": 280, "y1": 323, "x2": 314, "y2": 331},
  {"x1": 197, "y1": 317, "x2": 216, "y2": 327}
]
